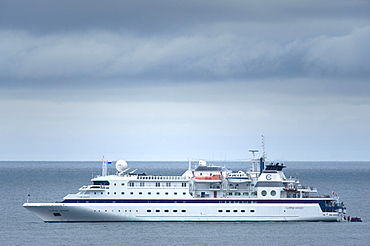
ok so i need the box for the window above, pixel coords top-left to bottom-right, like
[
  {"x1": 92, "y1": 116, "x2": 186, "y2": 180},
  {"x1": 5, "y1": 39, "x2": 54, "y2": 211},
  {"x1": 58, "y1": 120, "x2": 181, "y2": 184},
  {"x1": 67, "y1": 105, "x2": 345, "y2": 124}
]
[
  {"x1": 218, "y1": 210, "x2": 223, "y2": 213},
  {"x1": 140, "y1": 182, "x2": 145, "y2": 187},
  {"x1": 156, "y1": 182, "x2": 160, "y2": 187},
  {"x1": 164, "y1": 210, "x2": 169, "y2": 213},
  {"x1": 182, "y1": 183, "x2": 187, "y2": 187},
  {"x1": 130, "y1": 192, "x2": 134, "y2": 195},
  {"x1": 165, "y1": 192, "x2": 169, "y2": 195},
  {"x1": 121, "y1": 192, "x2": 125, "y2": 195},
  {"x1": 271, "y1": 190, "x2": 276, "y2": 196},
  {"x1": 148, "y1": 192, "x2": 151, "y2": 195},
  {"x1": 261, "y1": 190, "x2": 267, "y2": 196},
  {"x1": 129, "y1": 182, "x2": 135, "y2": 187},
  {"x1": 147, "y1": 210, "x2": 151, "y2": 213},
  {"x1": 233, "y1": 210, "x2": 238, "y2": 213},
  {"x1": 166, "y1": 182, "x2": 171, "y2": 187},
  {"x1": 226, "y1": 210, "x2": 230, "y2": 213},
  {"x1": 93, "y1": 181, "x2": 110, "y2": 186},
  {"x1": 181, "y1": 210, "x2": 186, "y2": 213},
  {"x1": 183, "y1": 192, "x2": 186, "y2": 195},
  {"x1": 241, "y1": 210, "x2": 246, "y2": 213},
  {"x1": 174, "y1": 192, "x2": 177, "y2": 195},
  {"x1": 250, "y1": 210, "x2": 255, "y2": 213},
  {"x1": 156, "y1": 210, "x2": 160, "y2": 213},
  {"x1": 121, "y1": 183, "x2": 125, "y2": 186},
  {"x1": 139, "y1": 192, "x2": 142, "y2": 195},
  {"x1": 173, "y1": 210, "x2": 178, "y2": 213}
]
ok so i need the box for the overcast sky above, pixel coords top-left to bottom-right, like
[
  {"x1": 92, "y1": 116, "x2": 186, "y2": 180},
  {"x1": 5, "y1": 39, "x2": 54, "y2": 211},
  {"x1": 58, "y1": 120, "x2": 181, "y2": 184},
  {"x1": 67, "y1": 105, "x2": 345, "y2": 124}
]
[{"x1": 1, "y1": 0, "x2": 370, "y2": 161}]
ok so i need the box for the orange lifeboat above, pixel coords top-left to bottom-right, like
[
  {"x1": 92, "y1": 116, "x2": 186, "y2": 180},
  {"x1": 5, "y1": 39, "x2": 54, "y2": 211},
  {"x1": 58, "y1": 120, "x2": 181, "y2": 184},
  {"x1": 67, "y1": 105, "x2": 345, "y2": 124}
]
[{"x1": 194, "y1": 174, "x2": 221, "y2": 180}]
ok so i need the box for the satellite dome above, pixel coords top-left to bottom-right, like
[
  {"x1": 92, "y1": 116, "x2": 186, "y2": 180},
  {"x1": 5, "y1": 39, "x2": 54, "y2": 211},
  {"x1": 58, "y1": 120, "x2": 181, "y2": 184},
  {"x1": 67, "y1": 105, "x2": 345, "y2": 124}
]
[{"x1": 116, "y1": 160, "x2": 128, "y2": 172}]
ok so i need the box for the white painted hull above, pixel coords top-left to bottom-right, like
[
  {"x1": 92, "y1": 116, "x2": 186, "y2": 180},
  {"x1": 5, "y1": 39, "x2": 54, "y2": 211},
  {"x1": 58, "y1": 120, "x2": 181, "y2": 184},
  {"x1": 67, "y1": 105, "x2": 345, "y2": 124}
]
[{"x1": 23, "y1": 202, "x2": 341, "y2": 222}]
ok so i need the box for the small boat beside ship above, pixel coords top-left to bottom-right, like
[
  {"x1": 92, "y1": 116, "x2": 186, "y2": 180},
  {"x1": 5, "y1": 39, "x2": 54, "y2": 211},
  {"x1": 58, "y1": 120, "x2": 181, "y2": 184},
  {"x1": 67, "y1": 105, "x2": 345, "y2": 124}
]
[{"x1": 23, "y1": 149, "x2": 347, "y2": 222}]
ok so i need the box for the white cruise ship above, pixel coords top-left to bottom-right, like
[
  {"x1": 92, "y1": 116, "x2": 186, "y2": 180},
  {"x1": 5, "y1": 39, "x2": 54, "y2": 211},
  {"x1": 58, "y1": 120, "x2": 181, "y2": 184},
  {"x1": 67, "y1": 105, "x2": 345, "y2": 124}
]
[{"x1": 23, "y1": 151, "x2": 346, "y2": 222}]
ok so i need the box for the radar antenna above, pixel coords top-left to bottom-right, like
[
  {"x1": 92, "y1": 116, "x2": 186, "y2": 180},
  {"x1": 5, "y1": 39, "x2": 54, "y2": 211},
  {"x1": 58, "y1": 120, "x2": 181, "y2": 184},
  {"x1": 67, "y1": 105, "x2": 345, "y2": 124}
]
[{"x1": 249, "y1": 149, "x2": 259, "y2": 158}]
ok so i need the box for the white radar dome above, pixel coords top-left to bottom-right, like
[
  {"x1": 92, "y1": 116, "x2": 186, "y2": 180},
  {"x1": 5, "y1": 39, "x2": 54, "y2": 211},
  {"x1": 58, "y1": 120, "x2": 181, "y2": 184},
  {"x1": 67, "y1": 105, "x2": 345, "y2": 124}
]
[{"x1": 116, "y1": 160, "x2": 128, "y2": 172}]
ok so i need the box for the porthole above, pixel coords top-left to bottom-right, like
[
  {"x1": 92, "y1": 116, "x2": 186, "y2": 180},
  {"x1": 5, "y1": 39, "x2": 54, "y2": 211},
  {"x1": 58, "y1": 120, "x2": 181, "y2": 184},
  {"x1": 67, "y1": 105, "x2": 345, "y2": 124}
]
[
  {"x1": 261, "y1": 190, "x2": 267, "y2": 196},
  {"x1": 271, "y1": 190, "x2": 276, "y2": 196},
  {"x1": 250, "y1": 209, "x2": 255, "y2": 213}
]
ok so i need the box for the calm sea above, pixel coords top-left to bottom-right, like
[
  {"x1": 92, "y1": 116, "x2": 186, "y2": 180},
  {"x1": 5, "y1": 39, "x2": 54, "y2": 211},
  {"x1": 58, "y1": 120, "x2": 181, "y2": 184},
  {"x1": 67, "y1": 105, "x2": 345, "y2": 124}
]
[{"x1": 1, "y1": 161, "x2": 369, "y2": 246}]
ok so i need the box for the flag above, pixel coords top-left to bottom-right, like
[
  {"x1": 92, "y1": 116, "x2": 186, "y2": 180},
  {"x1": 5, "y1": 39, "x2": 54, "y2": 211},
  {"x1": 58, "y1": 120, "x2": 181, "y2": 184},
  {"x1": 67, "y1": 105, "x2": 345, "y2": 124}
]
[{"x1": 107, "y1": 161, "x2": 112, "y2": 164}]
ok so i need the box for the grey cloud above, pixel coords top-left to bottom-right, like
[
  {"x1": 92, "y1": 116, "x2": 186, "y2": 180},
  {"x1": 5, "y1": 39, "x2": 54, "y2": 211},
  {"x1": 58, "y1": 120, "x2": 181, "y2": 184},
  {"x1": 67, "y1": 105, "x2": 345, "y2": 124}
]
[
  {"x1": 1, "y1": 26, "x2": 369, "y2": 88},
  {"x1": 1, "y1": 0, "x2": 369, "y2": 35}
]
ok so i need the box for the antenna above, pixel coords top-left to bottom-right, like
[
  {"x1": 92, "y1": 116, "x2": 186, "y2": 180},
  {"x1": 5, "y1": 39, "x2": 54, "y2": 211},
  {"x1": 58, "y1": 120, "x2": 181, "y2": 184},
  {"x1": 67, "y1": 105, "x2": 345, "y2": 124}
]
[
  {"x1": 188, "y1": 158, "x2": 192, "y2": 170},
  {"x1": 102, "y1": 156, "x2": 108, "y2": 176},
  {"x1": 262, "y1": 135, "x2": 266, "y2": 158}
]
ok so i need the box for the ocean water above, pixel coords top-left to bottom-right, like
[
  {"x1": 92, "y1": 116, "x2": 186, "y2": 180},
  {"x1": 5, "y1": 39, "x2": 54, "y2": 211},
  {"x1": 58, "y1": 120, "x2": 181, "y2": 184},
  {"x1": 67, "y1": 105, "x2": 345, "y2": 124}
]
[{"x1": 1, "y1": 161, "x2": 369, "y2": 246}]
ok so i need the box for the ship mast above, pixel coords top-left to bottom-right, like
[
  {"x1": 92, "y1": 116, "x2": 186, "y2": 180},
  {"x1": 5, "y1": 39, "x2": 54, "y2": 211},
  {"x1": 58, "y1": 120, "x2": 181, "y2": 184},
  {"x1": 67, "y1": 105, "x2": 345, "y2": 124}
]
[{"x1": 102, "y1": 156, "x2": 108, "y2": 176}]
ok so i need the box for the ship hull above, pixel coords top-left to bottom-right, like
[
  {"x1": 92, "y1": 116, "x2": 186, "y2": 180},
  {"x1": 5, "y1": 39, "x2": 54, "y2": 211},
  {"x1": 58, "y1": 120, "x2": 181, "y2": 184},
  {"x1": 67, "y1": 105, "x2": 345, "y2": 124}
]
[{"x1": 23, "y1": 202, "x2": 342, "y2": 222}]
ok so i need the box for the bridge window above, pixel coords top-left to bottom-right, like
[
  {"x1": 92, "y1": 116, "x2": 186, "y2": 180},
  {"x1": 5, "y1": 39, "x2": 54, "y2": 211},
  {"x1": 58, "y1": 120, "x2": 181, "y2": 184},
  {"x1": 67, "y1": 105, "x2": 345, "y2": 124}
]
[{"x1": 93, "y1": 181, "x2": 110, "y2": 186}]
